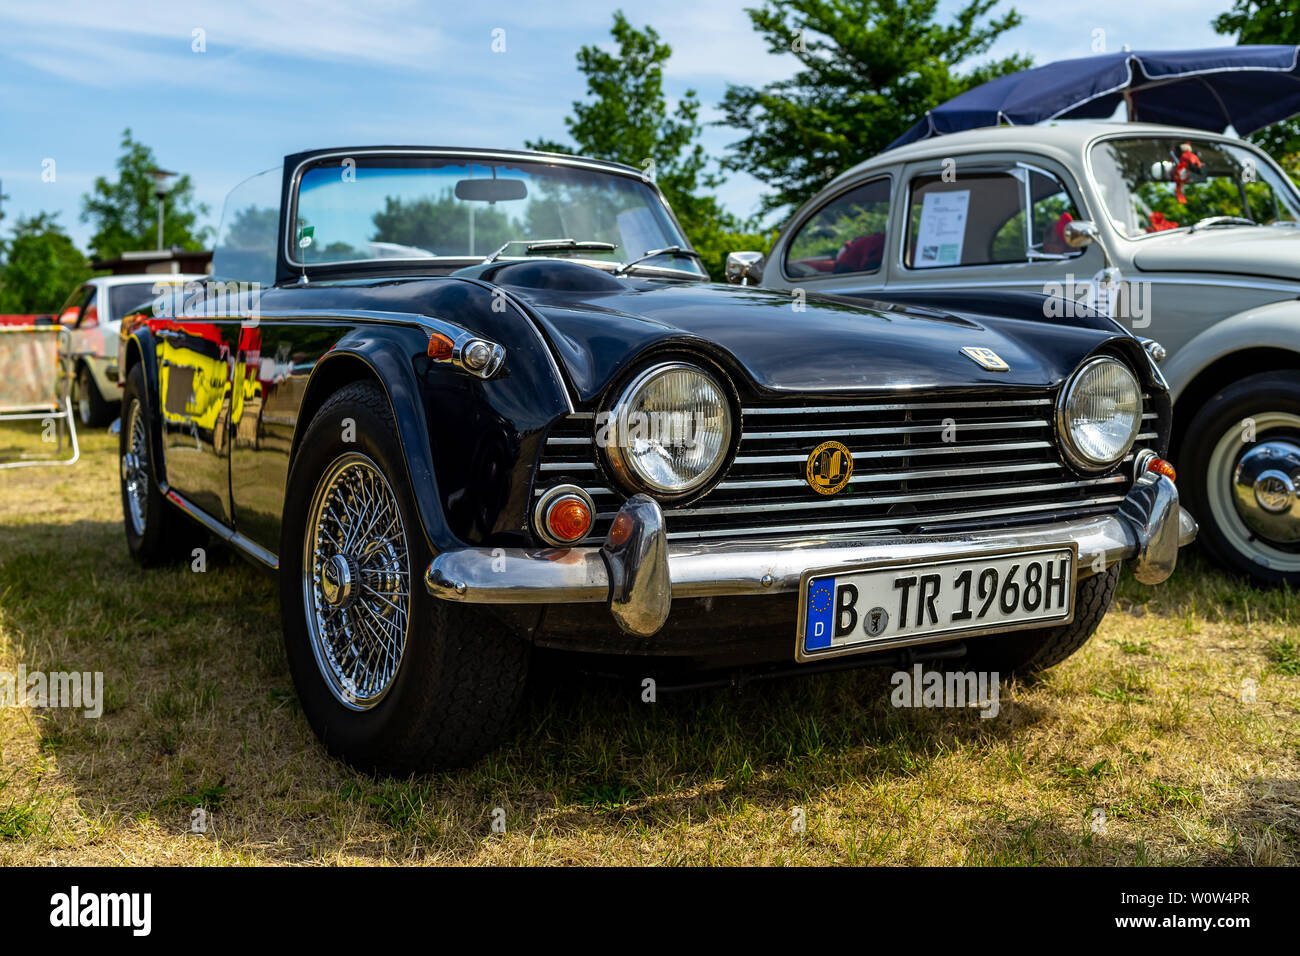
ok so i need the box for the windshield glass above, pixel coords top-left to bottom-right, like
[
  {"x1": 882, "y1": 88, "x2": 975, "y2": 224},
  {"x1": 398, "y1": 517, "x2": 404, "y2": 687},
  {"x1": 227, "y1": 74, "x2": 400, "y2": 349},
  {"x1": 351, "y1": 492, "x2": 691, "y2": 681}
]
[
  {"x1": 212, "y1": 165, "x2": 283, "y2": 287},
  {"x1": 108, "y1": 283, "x2": 166, "y2": 322},
  {"x1": 292, "y1": 155, "x2": 704, "y2": 276},
  {"x1": 1090, "y1": 137, "x2": 1300, "y2": 238}
]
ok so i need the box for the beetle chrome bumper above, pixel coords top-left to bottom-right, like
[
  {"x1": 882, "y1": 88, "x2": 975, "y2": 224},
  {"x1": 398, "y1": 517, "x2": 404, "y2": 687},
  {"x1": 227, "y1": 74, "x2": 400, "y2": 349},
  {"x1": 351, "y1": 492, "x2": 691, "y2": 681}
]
[{"x1": 426, "y1": 473, "x2": 1196, "y2": 638}]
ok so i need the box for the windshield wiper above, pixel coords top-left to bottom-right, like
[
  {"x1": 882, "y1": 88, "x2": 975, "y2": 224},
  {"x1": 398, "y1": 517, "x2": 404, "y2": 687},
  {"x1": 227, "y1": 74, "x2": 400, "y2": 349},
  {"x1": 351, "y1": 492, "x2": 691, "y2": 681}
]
[
  {"x1": 482, "y1": 238, "x2": 618, "y2": 264},
  {"x1": 1189, "y1": 215, "x2": 1259, "y2": 233},
  {"x1": 613, "y1": 245, "x2": 704, "y2": 276}
]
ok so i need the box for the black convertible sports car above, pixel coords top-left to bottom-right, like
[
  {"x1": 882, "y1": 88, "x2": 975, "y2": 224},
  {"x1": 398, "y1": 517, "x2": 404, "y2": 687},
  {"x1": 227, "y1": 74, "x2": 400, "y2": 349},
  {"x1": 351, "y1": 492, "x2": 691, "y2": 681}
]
[{"x1": 117, "y1": 146, "x2": 1195, "y2": 772}]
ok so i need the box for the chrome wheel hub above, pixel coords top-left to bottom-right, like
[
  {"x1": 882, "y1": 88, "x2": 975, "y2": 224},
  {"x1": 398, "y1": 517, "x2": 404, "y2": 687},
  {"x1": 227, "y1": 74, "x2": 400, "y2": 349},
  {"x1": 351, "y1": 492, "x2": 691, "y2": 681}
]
[
  {"x1": 1232, "y1": 440, "x2": 1300, "y2": 543},
  {"x1": 122, "y1": 400, "x2": 149, "y2": 535},
  {"x1": 302, "y1": 453, "x2": 410, "y2": 711},
  {"x1": 1207, "y1": 412, "x2": 1300, "y2": 572},
  {"x1": 321, "y1": 552, "x2": 358, "y2": 609}
]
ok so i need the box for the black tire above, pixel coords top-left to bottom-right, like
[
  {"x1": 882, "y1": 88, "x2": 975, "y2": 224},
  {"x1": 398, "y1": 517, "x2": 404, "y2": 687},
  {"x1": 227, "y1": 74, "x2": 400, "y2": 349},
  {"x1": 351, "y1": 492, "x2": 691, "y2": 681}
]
[
  {"x1": 279, "y1": 381, "x2": 529, "y2": 774},
  {"x1": 958, "y1": 564, "x2": 1119, "y2": 676},
  {"x1": 1180, "y1": 371, "x2": 1300, "y2": 587},
  {"x1": 119, "y1": 364, "x2": 206, "y2": 565},
  {"x1": 74, "y1": 363, "x2": 114, "y2": 427}
]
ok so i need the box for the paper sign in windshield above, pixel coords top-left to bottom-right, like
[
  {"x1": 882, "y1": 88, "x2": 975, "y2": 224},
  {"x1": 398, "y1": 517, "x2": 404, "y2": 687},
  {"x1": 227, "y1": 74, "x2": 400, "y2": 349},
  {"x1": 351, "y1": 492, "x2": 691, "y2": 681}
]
[{"x1": 915, "y1": 190, "x2": 970, "y2": 268}]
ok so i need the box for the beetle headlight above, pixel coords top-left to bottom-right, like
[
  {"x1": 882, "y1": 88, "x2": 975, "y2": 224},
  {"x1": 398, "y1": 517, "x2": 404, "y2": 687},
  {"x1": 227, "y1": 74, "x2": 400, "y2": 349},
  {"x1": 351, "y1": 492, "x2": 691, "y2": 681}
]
[
  {"x1": 1057, "y1": 356, "x2": 1143, "y2": 471},
  {"x1": 604, "y1": 362, "x2": 732, "y2": 498}
]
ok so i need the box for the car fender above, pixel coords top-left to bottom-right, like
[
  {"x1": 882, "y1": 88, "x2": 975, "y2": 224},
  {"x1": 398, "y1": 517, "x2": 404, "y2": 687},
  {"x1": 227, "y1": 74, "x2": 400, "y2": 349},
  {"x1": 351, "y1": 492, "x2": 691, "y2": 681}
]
[
  {"x1": 121, "y1": 327, "x2": 169, "y2": 483},
  {"x1": 292, "y1": 329, "x2": 463, "y2": 556},
  {"x1": 1162, "y1": 298, "x2": 1300, "y2": 401}
]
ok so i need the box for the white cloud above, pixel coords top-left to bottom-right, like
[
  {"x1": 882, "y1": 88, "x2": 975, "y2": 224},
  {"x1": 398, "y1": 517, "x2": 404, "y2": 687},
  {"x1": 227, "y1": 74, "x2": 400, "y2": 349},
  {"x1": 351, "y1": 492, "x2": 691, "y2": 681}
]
[{"x1": 1, "y1": 0, "x2": 448, "y2": 69}]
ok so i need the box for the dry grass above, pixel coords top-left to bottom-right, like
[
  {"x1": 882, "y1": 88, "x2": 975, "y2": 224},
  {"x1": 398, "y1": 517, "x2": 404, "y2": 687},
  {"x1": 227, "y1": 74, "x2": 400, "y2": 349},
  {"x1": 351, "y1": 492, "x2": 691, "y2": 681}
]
[{"x1": 0, "y1": 420, "x2": 1297, "y2": 866}]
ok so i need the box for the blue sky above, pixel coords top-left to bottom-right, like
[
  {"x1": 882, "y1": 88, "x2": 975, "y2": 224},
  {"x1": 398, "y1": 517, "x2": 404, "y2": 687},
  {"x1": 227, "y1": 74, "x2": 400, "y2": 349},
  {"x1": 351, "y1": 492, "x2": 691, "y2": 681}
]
[{"x1": 0, "y1": 0, "x2": 1236, "y2": 252}]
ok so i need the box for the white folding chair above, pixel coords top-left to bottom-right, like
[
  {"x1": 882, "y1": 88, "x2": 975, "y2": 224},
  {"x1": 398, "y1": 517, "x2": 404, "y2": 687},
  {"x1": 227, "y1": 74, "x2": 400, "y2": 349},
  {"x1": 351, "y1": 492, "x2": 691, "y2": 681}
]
[{"x1": 0, "y1": 325, "x2": 80, "y2": 468}]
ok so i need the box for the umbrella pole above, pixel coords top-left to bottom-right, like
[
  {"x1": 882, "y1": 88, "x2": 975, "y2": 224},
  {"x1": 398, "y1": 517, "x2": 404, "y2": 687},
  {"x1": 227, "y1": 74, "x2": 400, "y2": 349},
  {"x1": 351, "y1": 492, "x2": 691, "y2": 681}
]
[{"x1": 1123, "y1": 89, "x2": 1135, "y2": 122}]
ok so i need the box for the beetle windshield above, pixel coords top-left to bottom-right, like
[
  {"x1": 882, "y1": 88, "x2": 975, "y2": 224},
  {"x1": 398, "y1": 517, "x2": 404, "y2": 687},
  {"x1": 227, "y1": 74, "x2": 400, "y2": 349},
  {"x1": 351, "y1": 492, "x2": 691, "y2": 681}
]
[
  {"x1": 291, "y1": 155, "x2": 705, "y2": 276},
  {"x1": 1090, "y1": 137, "x2": 1300, "y2": 238}
]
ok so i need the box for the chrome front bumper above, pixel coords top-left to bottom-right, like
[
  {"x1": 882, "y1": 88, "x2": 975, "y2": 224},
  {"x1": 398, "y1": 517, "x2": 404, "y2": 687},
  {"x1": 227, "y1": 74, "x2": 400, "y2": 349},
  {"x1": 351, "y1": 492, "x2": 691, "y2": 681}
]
[{"x1": 426, "y1": 473, "x2": 1197, "y2": 638}]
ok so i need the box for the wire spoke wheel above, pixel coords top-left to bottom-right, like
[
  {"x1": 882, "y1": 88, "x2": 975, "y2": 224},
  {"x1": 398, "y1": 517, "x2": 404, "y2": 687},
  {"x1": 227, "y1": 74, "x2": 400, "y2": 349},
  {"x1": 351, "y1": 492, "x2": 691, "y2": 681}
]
[
  {"x1": 302, "y1": 452, "x2": 410, "y2": 710},
  {"x1": 121, "y1": 398, "x2": 149, "y2": 535}
]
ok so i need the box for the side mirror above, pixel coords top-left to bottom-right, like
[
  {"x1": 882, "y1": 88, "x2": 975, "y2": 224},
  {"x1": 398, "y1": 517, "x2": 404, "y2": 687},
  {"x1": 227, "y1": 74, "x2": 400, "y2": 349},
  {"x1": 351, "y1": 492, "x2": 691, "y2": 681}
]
[
  {"x1": 725, "y1": 251, "x2": 765, "y2": 285},
  {"x1": 1063, "y1": 220, "x2": 1100, "y2": 249}
]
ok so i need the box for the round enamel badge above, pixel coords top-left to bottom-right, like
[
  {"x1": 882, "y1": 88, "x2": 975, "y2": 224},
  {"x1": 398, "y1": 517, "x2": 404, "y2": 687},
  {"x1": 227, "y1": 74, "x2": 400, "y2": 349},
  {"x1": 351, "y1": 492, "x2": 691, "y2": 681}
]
[{"x1": 805, "y1": 440, "x2": 853, "y2": 496}]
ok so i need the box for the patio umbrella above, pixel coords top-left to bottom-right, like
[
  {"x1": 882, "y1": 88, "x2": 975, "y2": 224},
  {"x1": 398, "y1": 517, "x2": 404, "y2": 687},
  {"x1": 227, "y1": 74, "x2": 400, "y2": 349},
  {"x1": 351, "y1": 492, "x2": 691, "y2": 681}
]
[{"x1": 888, "y1": 45, "x2": 1300, "y2": 149}]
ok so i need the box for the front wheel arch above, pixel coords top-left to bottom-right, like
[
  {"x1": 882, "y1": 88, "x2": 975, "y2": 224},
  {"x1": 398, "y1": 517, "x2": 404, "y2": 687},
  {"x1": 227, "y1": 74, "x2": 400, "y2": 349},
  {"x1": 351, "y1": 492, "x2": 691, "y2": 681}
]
[
  {"x1": 289, "y1": 346, "x2": 458, "y2": 557},
  {"x1": 1171, "y1": 346, "x2": 1300, "y2": 461}
]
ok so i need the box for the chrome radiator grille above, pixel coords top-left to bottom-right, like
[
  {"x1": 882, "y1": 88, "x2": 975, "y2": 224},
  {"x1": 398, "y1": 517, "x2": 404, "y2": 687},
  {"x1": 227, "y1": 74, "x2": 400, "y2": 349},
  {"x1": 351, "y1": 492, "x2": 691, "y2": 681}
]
[{"x1": 535, "y1": 389, "x2": 1159, "y2": 544}]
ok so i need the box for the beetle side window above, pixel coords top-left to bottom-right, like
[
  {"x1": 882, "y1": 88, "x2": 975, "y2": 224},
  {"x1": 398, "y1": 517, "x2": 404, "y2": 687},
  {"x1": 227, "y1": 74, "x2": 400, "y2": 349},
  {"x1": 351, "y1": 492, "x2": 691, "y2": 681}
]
[
  {"x1": 905, "y1": 169, "x2": 1081, "y2": 269},
  {"x1": 783, "y1": 178, "x2": 890, "y2": 278}
]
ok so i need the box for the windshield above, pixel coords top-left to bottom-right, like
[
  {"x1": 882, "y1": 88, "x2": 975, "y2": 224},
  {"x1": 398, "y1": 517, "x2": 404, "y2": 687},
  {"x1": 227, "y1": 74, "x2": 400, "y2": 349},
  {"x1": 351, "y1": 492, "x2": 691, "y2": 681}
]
[
  {"x1": 291, "y1": 155, "x2": 704, "y2": 276},
  {"x1": 108, "y1": 283, "x2": 166, "y2": 322},
  {"x1": 1090, "y1": 137, "x2": 1300, "y2": 238}
]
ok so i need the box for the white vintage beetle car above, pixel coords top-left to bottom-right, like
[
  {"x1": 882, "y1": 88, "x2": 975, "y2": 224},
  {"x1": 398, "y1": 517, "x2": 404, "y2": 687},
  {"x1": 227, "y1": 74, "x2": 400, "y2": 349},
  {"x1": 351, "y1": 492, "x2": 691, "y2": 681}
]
[{"x1": 741, "y1": 120, "x2": 1300, "y2": 586}]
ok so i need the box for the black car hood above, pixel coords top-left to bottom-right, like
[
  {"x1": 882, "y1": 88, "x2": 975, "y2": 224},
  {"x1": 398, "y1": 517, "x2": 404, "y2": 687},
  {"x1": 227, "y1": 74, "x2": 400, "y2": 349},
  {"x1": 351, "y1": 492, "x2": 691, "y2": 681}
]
[{"x1": 475, "y1": 262, "x2": 1130, "y2": 403}]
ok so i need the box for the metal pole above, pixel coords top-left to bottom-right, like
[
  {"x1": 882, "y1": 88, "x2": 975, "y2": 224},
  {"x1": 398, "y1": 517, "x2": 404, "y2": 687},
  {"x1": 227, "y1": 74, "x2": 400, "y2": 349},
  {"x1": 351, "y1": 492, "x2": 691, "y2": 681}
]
[{"x1": 156, "y1": 195, "x2": 164, "y2": 250}]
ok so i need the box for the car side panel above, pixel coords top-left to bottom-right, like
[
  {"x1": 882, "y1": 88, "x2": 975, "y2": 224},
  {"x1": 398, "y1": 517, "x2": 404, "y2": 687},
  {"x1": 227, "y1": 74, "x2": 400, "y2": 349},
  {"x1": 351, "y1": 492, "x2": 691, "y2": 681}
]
[
  {"x1": 223, "y1": 278, "x2": 572, "y2": 561},
  {"x1": 153, "y1": 316, "x2": 239, "y2": 523},
  {"x1": 1160, "y1": 298, "x2": 1300, "y2": 401}
]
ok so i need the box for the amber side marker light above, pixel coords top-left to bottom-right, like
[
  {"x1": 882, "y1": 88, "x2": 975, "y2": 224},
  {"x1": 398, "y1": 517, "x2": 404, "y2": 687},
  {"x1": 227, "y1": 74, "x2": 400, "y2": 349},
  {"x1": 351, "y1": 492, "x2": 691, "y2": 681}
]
[
  {"x1": 427, "y1": 332, "x2": 454, "y2": 360},
  {"x1": 545, "y1": 495, "x2": 593, "y2": 544},
  {"x1": 608, "y1": 511, "x2": 634, "y2": 547},
  {"x1": 1145, "y1": 457, "x2": 1177, "y2": 482}
]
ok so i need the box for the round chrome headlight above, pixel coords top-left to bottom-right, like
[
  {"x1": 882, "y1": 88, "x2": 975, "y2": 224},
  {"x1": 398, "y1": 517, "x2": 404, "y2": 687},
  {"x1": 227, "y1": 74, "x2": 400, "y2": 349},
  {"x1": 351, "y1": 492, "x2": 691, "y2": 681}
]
[
  {"x1": 1057, "y1": 356, "x2": 1143, "y2": 471},
  {"x1": 604, "y1": 362, "x2": 732, "y2": 498}
]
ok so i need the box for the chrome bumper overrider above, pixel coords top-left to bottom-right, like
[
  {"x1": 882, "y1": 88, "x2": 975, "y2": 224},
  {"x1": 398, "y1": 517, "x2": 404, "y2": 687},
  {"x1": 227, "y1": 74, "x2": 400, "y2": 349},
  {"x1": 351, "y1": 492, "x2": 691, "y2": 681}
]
[{"x1": 426, "y1": 473, "x2": 1197, "y2": 638}]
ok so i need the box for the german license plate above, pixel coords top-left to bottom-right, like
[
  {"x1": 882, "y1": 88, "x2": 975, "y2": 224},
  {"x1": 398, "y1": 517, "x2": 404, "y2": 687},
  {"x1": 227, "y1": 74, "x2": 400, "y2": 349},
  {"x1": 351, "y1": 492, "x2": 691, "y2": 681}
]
[{"x1": 797, "y1": 547, "x2": 1075, "y2": 661}]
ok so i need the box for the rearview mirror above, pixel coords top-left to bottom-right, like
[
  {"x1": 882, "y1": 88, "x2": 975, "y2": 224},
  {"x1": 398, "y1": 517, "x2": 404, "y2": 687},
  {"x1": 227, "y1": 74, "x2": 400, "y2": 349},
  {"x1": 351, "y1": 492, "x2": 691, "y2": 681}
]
[
  {"x1": 455, "y1": 178, "x2": 527, "y2": 203},
  {"x1": 1062, "y1": 220, "x2": 1100, "y2": 249},
  {"x1": 725, "y1": 251, "x2": 765, "y2": 285}
]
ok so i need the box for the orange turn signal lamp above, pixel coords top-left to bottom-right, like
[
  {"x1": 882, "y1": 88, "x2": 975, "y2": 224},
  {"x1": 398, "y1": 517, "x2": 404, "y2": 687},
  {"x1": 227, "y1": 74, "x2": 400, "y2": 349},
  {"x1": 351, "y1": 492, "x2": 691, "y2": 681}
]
[
  {"x1": 427, "y1": 332, "x2": 454, "y2": 360},
  {"x1": 1144, "y1": 456, "x2": 1176, "y2": 482},
  {"x1": 544, "y1": 495, "x2": 593, "y2": 544}
]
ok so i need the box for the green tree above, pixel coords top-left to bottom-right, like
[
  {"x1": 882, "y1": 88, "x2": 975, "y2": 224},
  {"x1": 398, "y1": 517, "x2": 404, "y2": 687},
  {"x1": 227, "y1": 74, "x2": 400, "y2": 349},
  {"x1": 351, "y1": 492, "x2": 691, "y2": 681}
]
[
  {"x1": 719, "y1": 0, "x2": 1030, "y2": 216},
  {"x1": 527, "y1": 11, "x2": 765, "y2": 279},
  {"x1": 80, "y1": 129, "x2": 210, "y2": 261},
  {"x1": 1214, "y1": 1, "x2": 1300, "y2": 159},
  {"x1": 371, "y1": 192, "x2": 519, "y2": 257},
  {"x1": 0, "y1": 212, "x2": 92, "y2": 313}
]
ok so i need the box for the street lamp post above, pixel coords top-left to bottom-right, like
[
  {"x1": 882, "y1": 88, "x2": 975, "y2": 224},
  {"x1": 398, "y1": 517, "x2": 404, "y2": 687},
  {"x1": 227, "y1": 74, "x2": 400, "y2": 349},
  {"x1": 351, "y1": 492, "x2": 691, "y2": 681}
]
[{"x1": 146, "y1": 167, "x2": 177, "y2": 251}]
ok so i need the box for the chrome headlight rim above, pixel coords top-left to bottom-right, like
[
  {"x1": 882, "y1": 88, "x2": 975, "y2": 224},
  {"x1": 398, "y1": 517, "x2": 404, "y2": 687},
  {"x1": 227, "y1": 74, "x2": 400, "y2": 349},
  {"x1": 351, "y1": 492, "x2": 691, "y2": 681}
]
[
  {"x1": 603, "y1": 360, "x2": 735, "y2": 501},
  {"x1": 1056, "y1": 355, "x2": 1143, "y2": 473}
]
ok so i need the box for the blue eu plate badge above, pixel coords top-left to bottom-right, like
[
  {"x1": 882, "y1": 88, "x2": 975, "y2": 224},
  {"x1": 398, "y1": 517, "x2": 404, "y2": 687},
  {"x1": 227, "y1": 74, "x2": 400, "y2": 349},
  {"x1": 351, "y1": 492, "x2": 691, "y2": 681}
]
[{"x1": 805, "y1": 577, "x2": 835, "y2": 651}]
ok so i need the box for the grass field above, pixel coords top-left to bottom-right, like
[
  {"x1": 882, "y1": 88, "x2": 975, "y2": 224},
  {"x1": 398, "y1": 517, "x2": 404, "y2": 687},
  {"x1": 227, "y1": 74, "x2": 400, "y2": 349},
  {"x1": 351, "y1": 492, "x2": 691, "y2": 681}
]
[{"x1": 0, "y1": 420, "x2": 1297, "y2": 865}]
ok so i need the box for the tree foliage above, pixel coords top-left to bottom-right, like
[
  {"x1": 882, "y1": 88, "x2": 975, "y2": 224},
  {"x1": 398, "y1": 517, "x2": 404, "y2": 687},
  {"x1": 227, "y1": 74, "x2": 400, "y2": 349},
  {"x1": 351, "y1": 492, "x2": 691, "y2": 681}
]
[
  {"x1": 1213, "y1": 0, "x2": 1300, "y2": 159},
  {"x1": 718, "y1": 0, "x2": 1030, "y2": 217},
  {"x1": 80, "y1": 129, "x2": 210, "y2": 261},
  {"x1": 0, "y1": 212, "x2": 92, "y2": 313},
  {"x1": 527, "y1": 11, "x2": 770, "y2": 279}
]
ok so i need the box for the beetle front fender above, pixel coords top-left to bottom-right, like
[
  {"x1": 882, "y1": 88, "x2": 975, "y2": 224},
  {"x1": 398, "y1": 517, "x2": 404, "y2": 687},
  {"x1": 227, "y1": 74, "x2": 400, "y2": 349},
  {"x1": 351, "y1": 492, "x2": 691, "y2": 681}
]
[{"x1": 1162, "y1": 299, "x2": 1300, "y2": 401}]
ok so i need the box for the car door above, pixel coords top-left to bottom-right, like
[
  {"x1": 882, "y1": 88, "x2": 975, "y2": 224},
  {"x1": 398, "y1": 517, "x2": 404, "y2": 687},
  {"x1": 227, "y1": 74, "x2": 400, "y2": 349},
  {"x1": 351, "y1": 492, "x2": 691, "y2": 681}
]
[
  {"x1": 153, "y1": 295, "x2": 240, "y2": 524},
  {"x1": 888, "y1": 157, "x2": 1104, "y2": 301},
  {"x1": 228, "y1": 318, "x2": 337, "y2": 560},
  {"x1": 57, "y1": 285, "x2": 95, "y2": 357}
]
